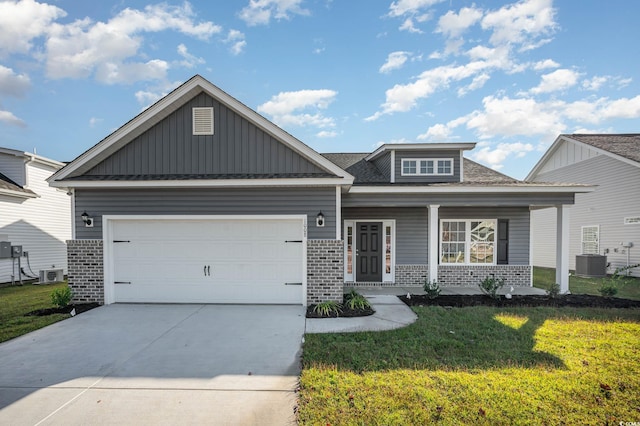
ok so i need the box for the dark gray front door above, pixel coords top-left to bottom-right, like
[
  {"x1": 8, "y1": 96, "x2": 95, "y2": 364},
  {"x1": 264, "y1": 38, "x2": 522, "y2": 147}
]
[{"x1": 357, "y1": 222, "x2": 382, "y2": 282}]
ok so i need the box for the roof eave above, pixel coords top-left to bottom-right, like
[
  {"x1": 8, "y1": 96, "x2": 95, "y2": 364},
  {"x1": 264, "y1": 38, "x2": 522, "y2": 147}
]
[
  {"x1": 348, "y1": 184, "x2": 596, "y2": 194},
  {"x1": 366, "y1": 142, "x2": 477, "y2": 161}
]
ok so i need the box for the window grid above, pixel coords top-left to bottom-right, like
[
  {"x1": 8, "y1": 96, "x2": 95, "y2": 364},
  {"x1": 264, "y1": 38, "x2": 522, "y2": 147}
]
[
  {"x1": 441, "y1": 219, "x2": 496, "y2": 265},
  {"x1": 401, "y1": 158, "x2": 453, "y2": 176},
  {"x1": 581, "y1": 225, "x2": 599, "y2": 254}
]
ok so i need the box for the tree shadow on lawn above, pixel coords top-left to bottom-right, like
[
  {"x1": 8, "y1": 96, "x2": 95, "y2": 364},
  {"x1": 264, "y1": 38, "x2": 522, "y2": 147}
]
[{"x1": 303, "y1": 306, "x2": 640, "y2": 373}]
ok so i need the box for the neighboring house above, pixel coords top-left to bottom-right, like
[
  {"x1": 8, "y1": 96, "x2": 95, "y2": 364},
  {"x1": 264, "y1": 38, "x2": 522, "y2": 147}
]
[
  {"x1": 48, "y1": 75, "x2": 592, "y2": 305},
  {"x1": 0, "y1": 148, "x2": 71, "y2": 284},
  {"x1": 526, "y1": 134, "x2": 640, "y2": 278}
]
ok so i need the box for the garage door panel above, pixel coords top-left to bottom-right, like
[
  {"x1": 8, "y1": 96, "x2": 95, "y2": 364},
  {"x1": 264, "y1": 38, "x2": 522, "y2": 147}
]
[{"x1": 110, "y1": 218, "x2": 304, "y2": 304}]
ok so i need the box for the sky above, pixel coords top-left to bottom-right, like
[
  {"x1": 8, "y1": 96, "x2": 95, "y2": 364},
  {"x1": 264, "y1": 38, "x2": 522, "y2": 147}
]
[{"x1": 1, "y1": 0, "x2": 639, "y2": 179}]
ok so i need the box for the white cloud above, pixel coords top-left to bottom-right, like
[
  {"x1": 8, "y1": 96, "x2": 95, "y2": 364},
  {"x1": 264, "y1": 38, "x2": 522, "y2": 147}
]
[
  {"x1": 529, "y1": 69, "x2": 580, "y2": 94},
  {"x1": 533, "y1": 59, "x2": 559, "y2": 70},
  {"x1": 0, "y1": 109, "x2": 26, "y2": 127},
  {"x1": 89, "y1": 117, "x2": 103, "y2": 127},
  {"x1": 418, "y1": 123, "x2": 452, "y2": 140},
  {"x1": 316, "y1": 130, "x2": 337, "y2": 138},
  {"x1": 388, "y1": 0, "x2": 443, "y2": 17},
  {"x1": 481, "y1": 0, "x2": 557, "y2": 48},
  {"x1": 380, "y1": 51, "x2": 411, "y2": 73},
  {"x1": 258, "y1": 89, "x2": 338, "y2": 128},
  {"x1": 177, "y1": 44, "x2": 205, "y2": 68},
  {"x1": 436, "y1": 6, "x2": 483, "y2": 38},
  {"x1": 0, "y1": 0, "x2": 66, "y2": 55},
  {"x1": 470, "y1": 142, "x2": 534, "y2": 170},
  {"x1": 225, "y1": 30, "x2": 246, "y2": 55},
  {"x1": 45, "y1": 3, "x2": 220, "y2": 83},
  {"x1": 457, "y1": 73, "x2": 490, "y2": 96},
  {"x1": 582, "y1": 75, "x2": 608, "y2": 91},
  {"x1": 0, "y1": 65, "x2": 30, "y2": 97},
  {"x1": 239, "y1": 0, "x2": 309, "y2": 26},
  {"x1": 134, "y1": 80, "x2": 182, "y2": 108}
]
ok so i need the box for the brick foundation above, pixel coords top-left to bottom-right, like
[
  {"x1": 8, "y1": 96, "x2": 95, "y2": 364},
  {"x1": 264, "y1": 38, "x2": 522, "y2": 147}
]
[
  {"x1": 437, "y1": 265, "x2": 532, "y2": 287},
  {"x1": 395, "y1": 264, "x2": 429, "y2": 286},
  {"x1": 67, "y1": 240, "x2": 104, "y2": 304},
  {"x1": 307, "y1": 239, "x2": 344, "y2": 304}
]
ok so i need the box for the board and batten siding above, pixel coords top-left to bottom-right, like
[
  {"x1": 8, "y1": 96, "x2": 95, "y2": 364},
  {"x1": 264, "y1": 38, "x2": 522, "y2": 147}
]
[
  {"x1": 343, "y1": 207, "x2": 428, "y2": 264},
  {"x1": 74, "y1": 187, "x2": 336, "y2": 240},
  {"x1": 0, "y1": 162, "x2": 71, "y2": 284},
  {"x1": 530, "y1": 154, "x2": 640, "y2": 277},
  {"x1": 394, "y1": 150, "x2": 461, "y2": 183},
  {"x1": 439, "y1": 207, "x2": 530, "y2": 265},
  {"x1": 82, "y1": 92, "x2": 327, "y2": 177}
]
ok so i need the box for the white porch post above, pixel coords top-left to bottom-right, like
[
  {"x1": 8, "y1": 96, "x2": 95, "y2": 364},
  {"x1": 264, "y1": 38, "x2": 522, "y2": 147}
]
[
  {"x1": 428, "y1": 205, "x2": 440, "y2": 283},
  {"x1": 556, "y1": 204, "x2": 571, "y2": 294}
]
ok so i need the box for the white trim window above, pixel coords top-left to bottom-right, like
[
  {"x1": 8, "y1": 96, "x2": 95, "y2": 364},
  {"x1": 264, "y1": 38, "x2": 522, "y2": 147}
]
[
  {"x1": 581, "y1": 225, "x2": 599, "y2": 254},
  {"x1": 401, "y1": 158, "x2": 453, "y2": 176},
  {"x1": 441, "y1": 219, "x2": 496, "y2": 264}
]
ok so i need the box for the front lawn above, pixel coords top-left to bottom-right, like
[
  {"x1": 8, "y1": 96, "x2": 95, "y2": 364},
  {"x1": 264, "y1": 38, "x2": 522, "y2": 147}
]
[
  {"x1": 0, "y1": 282, "x2": 70, "y2": 343},
  {"x1": 299, "y1": 306, "x2": 640, "y2": 425},
  {"x1": 534, "y1": 266, "x2": 640, "y2": 300}
]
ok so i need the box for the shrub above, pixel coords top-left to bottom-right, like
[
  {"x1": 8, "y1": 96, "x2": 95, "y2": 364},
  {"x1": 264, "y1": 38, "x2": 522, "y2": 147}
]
[
  {"x1": 51, "y1": 287, "x2": 73, "y2": 308},
  {"x1": 313, "y1": 300, "x2": 342, "y2": 317},
  {"x1": 423, "y1": 279, "x2": 441, "y2": 299},
  {"x1": 547, "y1": 283, "x2": 561, "y2": 298},
  {"x1": 599, "y1": 284, "x2": 618, "y2": 297},
  {"x1": 599, "y1": 263, "x2": 640, "y2": 298},
  {"x1": 344, "y1": 290, "x2": 371, "y2": 310},
  {"x1": 478, "y1": 276, "x2": 505, "y2": 300}
]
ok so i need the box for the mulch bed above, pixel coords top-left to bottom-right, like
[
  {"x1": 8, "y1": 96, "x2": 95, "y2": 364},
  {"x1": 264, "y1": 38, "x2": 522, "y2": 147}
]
[
  {"x1": 400, "y1": 294, "x2": 640, "y2": 309},
  {"x1": 306, "y1": 305, "x2": 375, "y2": 318},
  {"x1": 25, "y1": 303, "x2": 100, "y2": 317}
]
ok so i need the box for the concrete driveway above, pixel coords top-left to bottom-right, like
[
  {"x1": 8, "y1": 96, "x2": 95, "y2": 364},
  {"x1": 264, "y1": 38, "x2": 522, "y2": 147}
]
[{"x1": 0, "y1": 304, "x2": 306, "y2": 425}]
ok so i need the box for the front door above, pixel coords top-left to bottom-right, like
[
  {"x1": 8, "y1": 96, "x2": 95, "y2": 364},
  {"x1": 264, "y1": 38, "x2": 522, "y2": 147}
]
[{"x1": 356, "y1": 222, "x2": 382, "y2": 282}]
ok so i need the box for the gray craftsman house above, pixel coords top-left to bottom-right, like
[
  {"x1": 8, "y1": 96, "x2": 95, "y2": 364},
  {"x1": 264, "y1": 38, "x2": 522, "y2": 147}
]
[
  {"x1": 48, "y1": 75, "x2": 592, "y2": 305},
  {"x1": 527, "y1": 134, "x2": 640, "y2": 277}
]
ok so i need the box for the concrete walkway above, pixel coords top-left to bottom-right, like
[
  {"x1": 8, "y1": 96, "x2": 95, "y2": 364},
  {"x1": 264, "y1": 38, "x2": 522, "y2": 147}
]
[{"x1": 305, "y1": 285, "x2": 548, "y2": 334}]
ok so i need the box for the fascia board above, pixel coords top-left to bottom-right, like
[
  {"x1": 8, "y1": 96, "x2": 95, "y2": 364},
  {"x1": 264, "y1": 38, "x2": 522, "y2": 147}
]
[
  {"x1": 348, "y1": 185, "x2": 596, "y2": 194},
  {"x1": 50, "y1": 177, "x2": 353, "y2": 189},
  {"x1": 366, "y1": 143, "x2": 477, "y2": 161}
]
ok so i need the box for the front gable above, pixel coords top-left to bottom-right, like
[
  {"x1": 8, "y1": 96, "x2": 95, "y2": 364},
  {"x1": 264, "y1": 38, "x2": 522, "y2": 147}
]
[
  {"x1": 81, "y1": 92, "x2": 326, "y2": 178},
  {"x1": 50, "y1": 75, "x2": 352, "y2": 187}
]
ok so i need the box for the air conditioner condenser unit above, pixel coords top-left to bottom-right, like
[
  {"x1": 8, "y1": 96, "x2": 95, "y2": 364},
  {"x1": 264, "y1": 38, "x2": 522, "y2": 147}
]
[{"x1": 39, "y1": 268, "x2": 64, "y2": 284}]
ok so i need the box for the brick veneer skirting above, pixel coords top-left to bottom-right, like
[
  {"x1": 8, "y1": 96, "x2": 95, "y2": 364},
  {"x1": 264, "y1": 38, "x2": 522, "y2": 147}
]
[
  {"x1": 307, "y1": 239, "x2": 344, "y2": 304},
  {"x1": 395, "y1": 264, "x2": 429, "y2": 286},
  {"x1": 437, "y1": 265, "x2": 532, "y2": 287},
  {"x1": 67, "y1": 239, "x2": 104, "y2": 304}
]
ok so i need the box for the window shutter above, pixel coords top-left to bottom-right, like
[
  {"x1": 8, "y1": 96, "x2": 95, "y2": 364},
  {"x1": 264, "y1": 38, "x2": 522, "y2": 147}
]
[
  {"x1": 497, "y1": 219, "x2": 509, "y2": 265},
  {"x1": 192, "y1": 107, "x2": 214, "y2": 135}
]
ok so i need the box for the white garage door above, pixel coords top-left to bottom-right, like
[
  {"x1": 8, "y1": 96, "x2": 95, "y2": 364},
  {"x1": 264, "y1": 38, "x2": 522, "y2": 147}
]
[{"x1": 109, "y1": 218, "x2": 304, "y2": 304}]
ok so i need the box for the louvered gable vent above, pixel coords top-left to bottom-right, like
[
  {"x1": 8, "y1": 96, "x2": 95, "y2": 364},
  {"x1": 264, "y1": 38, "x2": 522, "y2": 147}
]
[{"x1": 192, "y1": 107, "x2": 214, "y2": 135}]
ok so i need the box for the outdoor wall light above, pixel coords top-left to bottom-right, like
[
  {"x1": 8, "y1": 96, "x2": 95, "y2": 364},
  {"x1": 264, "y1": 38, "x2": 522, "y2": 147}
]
[
  {"x1": 81, "y1": 211, "x2": 93, "y2": 227},
  {"x1": 316, "y1": 211, "x2": 325, "y2": 227}
]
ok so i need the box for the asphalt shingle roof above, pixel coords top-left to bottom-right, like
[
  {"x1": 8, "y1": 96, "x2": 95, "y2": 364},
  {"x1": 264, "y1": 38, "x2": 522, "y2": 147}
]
[
  {"x1": 564, "y1": 134, "x2": 640, "y2": 164},
  {"x1": 0, "y1": 172, "x2": 36, "y2": 196}
]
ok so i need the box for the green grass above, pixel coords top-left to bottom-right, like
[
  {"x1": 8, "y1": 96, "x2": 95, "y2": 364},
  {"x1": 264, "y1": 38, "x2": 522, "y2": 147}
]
[
  {"x1": 299, "y1": 306, "x2": 640, "y2": 425},
  {"x1": 0, "y1": 282, "x2": 71, "y2": 344},
  {"x1": 534, "y1": 266, "x2": 640, "y2": 300}
]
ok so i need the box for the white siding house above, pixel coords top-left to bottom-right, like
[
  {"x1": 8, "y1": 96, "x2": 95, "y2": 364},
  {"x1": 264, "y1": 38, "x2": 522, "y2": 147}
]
[
  {"x1": 526, "y1": 134, "x2": 640, "y2": 277},
  {"x1": 0, "y1": 148, "x2": 71, "y2": 284}
]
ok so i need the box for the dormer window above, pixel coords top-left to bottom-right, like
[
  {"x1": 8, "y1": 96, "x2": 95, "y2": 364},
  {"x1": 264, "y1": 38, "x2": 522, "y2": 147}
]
[{"x1": 401, "y1": 158, "x2": 453, "y2": 176}]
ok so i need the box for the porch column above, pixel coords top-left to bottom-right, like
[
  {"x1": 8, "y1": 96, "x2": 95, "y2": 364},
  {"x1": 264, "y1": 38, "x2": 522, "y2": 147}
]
[
  {"x1": 556, "y1": 204, "x2": 571, "y2": 294},
  {"x1": 428, "y1": 205, "x2": 440, "y2": 283}
]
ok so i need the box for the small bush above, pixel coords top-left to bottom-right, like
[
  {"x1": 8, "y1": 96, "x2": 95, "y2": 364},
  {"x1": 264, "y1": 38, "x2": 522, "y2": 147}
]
[
  {"x1": 599, "y1": 284, "x2": 618, "y2": 297},
  {"x1": 313, "y1": 300, "x2": 342, "y2": 316},
  {"x1": 547, "y1": 283, "x2": 561, "y2": 298},
  {"x1": 423, "y1": 279, "x2": 441, "y2": 299},
  {"x1": 344, "y1": 290, "x2": 371, "y2": 310},
  {"x1": 51, "y1": 287, "x2": 73, "y2": 308},
  {"x1": 478, "y1": 276, "x2": 505, "y2": 300},
  {"x1": 599, "y1": 264, "x2": 640, "y2": 298}
]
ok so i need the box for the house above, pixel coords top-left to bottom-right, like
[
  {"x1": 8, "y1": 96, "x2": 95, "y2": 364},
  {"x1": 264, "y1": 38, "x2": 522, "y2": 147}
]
[
  {"x1": 48, "y1": 75, "x2": 593, "y2": 305},
  {"x1": 0, "y1": 148, "x2": 71, "y2": 284},
  {"x1": 526, "y1": 134, "x2": 640, "y2": 278}
]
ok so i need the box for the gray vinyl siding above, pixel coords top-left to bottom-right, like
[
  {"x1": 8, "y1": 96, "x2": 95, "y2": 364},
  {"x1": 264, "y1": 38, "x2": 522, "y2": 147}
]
[
  {"x1": 0, "y1": 154, "x2": 26, "y2": 186},
  {"x1": 342, "y1": 192, "x2": 574, "y2": 207},
  {"x1": 83, "y1": 92, "x2": 326, "y2": 177},
  {"x1": 530, "y1": 154, "x2": 640, "y2": 277},
  {"x1": 74, "y1": 187, "x2": 336, "y2": 240},
  {"x1": 343, "y1": 207, "x2": 427, "y2": 264},
  {"x1": 440, "y1": 207, "x2": 530, "y2": 265},
  {"x1": 395, "y1": 150, "x2": 461, "y2": 183},
  {"x1": 372, "y1": 152, "x2": 391, "y2": 180}
]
